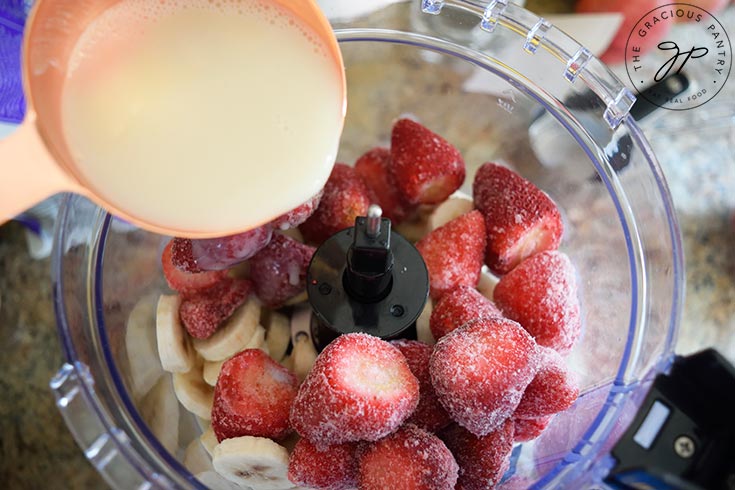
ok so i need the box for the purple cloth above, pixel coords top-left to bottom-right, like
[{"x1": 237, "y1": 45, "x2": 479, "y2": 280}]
[{"x1": 0, "y1": 1, "x2": 28, "y2": 123}]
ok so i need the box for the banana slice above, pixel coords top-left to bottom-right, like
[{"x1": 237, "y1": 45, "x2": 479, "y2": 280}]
[
  {"x1": 156, "y1": 295, "x2": 194, "y2": 373},
  {"x1": 265, "y1": 311, "x2": 291, "y2": 362},
  {"x1": 173, "y1": 359, "x2": 214, "y2": 420},
  {"x1": 195, "y1": 471, "x2": 243, "y2": 490},
  {"x1": 202, "y1": 359, "x2": 224, "y2": 387},
  {"x1": 416, "y1": 298, "x2": 435, "y2": 345},
  {"x1": 193, "y1": 298, "x2": 261, "y2": 361},
  {"x1": 248, "y1": 324, "x2": 268, "y2": 350},
  {"x1": 212, "y1": 436, "x2": 293, "y2": 490},
  {"x1": 283, "y1": 290, "x2": 308, "y2": 306},
  {"x1": 393, "y1": 208, "x2": 432, "y2": 243},
  {"x1": 280, "y1": 354, "x2": 295, "y2": 372},
  {"x1": 289, "y1": 306, "x2": 317, "y2": 382},
  {"x1": 196, "y1": 417, "x2": 211, "y2": 433},
  {"x1": 228, "y1": 260, "x2": 251, "y2": 279},
  {"x1": 477, "y1": 266, "x2": 499, "y2": 300},
  {"x1": 276, "y1": 227, "x2": 304, "y2": 243},
  {"x1": 200, "y1": 427, "x2": 218, "y2": 457},
  {"x1": 290, "y1": 305, "x2": 312, "y2": 343},
  {"x1": 184, "y1": 437, "x2": 214, "y2": 474},
  {"x1": 291, "y1": 334, "x2": 318, "y2": 383},
  {"x1": 203, "y1": 325, "x2": 267, "y2": 386},
  {"x1": 126, "y1": 293, "x2": 164, "y2": 401},
  {"x1": 139, "y1": 375, "x2": 180, "y2": 455},
  {"x1": 429, "y1": 193, "x2": 474, "y2": 230}
]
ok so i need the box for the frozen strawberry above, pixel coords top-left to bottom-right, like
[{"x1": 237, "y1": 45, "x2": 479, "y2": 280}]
[
  {"x1": 358, "y1": 424, "x2": 458, "y2": 490},
  {"x1": 416, "y1": 211, "x2": 486, "y2": 300},
  {"x1": 290, "y1": 333, "x2": 419, "y2": 447},
  {"x1": 493, "y1": 250, "x2": 581, "y2": 355},
  {"x1": 514, "y1": 346, "x2": 579, "y2": 419},
  {"x1": 512, "y1": 415, "x2": 552, "y2": 442},
  {"x1": 179, "y1": 278, "x2": 252, "y2": 339},
  {"x1": 288, "y1": 439, "x2": 358, "y2": 490},
  {"x1": 430, "y1": 317, "x2": 540, "y2": 436},
  {"x1": 390, "y1": 118, "x2": 465, "y2": 205},
  {"x1": 169, "y1": 237, "x2": 201, "y2": 272},
  {"x1": 271, "y1": 190, "x2": 324, "y2": 230},
  {"x1": 391, "y1": 340, "x2": 451, "y2": 432},
  {"x1": 300, "y1": 164, "x2": 372, "y2": 244},
  {"x1": 189, "y1": 225, "x2": 273, "y2": 271},
  {"x1": 430, "y1": 285, "x2": 502, "y2": 341},
  {"x1": 355, "y1": 147, "x2": 415, "y2": 223},
  {"x1": 212, "y1": 349, "x2": 298, "y2": 441},
  {"x1": 161, "y1": 240, "x2": 227, "y2": 294},
  {"x1": 249, "y1": 234, "x2": 315, "y2": 308},
  {"x1": 440, "y1": 420, "x2": 514, "y2": 490},
  {"x1": 472, "y1": 162, "x2": 563, "y2": 275}
]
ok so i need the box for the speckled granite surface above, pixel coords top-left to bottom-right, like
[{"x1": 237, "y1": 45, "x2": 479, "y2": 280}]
[
  {"x1": 0, "y1": 223, "x2": 106, "y2": 489},
  {"x1": 0, "y1": 4, "x2": 733, "y2": 490}
]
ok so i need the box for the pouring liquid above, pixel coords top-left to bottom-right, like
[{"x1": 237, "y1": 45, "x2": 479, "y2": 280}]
[{"x1": 61, "y1": 0, "x2": 344, "y2": 234}]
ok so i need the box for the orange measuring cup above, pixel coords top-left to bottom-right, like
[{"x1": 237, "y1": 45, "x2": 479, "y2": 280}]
[{"x1": 0, "y1": 0, "x2": 345, "y2": 238}]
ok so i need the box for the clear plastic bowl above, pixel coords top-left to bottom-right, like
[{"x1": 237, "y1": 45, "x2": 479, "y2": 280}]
[{"x1": 50, "y1": 1, "x2": 684, "y2": 488}]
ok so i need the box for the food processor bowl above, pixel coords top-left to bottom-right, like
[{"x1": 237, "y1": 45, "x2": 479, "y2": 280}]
[{"x1": 50, "y1": 1, "x2": 684, "y2": 488}]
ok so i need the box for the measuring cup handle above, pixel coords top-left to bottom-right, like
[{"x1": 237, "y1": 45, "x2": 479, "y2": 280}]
[{"x1": 0, "y1": 116, "x2": 80, "y2": 224}]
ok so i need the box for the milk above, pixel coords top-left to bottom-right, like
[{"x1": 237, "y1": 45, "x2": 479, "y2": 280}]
[{"x1": 62, "y1": 0, "x2": 344, "y2": 234}]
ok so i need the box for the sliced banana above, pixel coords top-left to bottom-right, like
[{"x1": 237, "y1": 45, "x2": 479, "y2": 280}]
[
  {"x1": 265, "y1": 311, "x2": 291, "y2": 362},
  {"x1": 280, "y1": 354, "x2": 295, "y2": 372},
  {"x1": 202, "y1": 326, "x2": 268, "y2": 386},
  {"x1": 228, "y1": 260, "x2": 251, "y2": 279},
  {"x1": 195, "y1": 471, "x2": 244, "y2": 490},
  {"x1": 290, "y1": 305, "x2": 312, "y2": 344},
  {"x1": 156, "y1": 294, "x2": 194, "y2": 373},
  {"x1": 276, "y1": 227, "x2": 304, "y2": 243},
  {"x1": 196, "y1": 417, "x2": 211, "y2": 433},
  {"x1": 416, "y1": 297, "x2": 435, "y2": 345},
  {"x1": 139, "y1": 375, "x2": 180, "y2": 455},
  {"x1": 184, "y1": 437, "x2": 214, "y2": 475},
  {"x1": 173, "y1": 359, "x2": 214, "y2": 420},
  {"x1": 393, "y1": 209, "x2": 432, "y2": 243},
  {"x1": 289, "y1": 306, "x2": 318, "y2": 382},
  {"x1": 477, "y1": 266, "x2": 499, "y2": 300},
  {"x1": 126, "y1": 293, "x2": 164, "y2": 401},
  {"x1": 193, "y1": 298, "x2": 261, "y2": 361},
  {"x1": 291, "y1": 334, "x2": 318, "y2": 383},
  {"x1": 247, "y1": 324, "x2": 267, "y2": 350},
  {"x1": 203, "y1": 359, "x2": 224, "y2": 387},
  {"x1": 283, "y1": 290, "x2": 308, "y2": 306},
  {"x1": 429, "y1": 192, "x2": 474, "y2": 230},
  {"x1": 200, "y1": 427, "x2": 218, "y2": 457},
  {"x1": 212, "y1": 436, "x2": 293, "y2": 490}
]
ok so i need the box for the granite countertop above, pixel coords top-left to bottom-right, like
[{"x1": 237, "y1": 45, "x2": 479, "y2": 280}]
[
  {"x1": 0, "y1": 4, "x2": 733, "y2": 489},
  {"x1": 0, "y1": 223, "x2": 107, "y2": 489}
]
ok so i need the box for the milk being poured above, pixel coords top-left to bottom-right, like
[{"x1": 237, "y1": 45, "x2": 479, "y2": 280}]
[{"x1": 62, "y1": 0, "x2": 344, "y2": 234}]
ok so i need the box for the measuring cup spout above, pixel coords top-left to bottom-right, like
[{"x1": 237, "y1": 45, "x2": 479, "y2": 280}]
[{"x1": 0, "y1": 117, "x2": 80, "y2": 224}]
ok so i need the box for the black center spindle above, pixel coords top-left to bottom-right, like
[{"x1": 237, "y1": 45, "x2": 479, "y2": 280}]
[{"x1": 306, "y1": 204, "x2": 430, "y2": 350}]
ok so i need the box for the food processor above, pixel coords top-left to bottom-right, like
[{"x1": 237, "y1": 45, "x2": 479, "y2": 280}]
[{"x1": 17, "y1": 0, "x2": 720, "y2": 487}]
